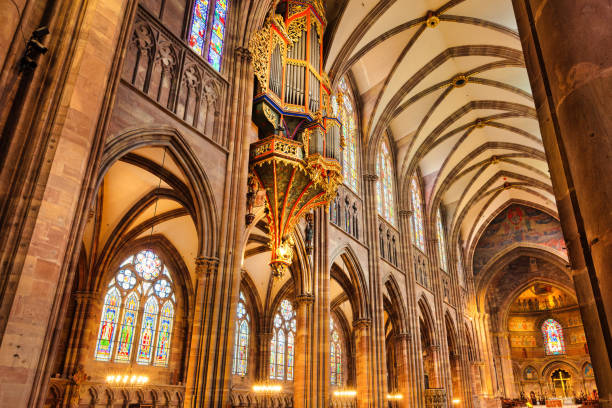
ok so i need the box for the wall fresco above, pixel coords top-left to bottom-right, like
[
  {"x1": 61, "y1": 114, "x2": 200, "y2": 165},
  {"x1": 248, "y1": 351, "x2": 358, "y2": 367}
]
[{"x1": 473, "y1": 205, "x2": 566, "y2": 275}]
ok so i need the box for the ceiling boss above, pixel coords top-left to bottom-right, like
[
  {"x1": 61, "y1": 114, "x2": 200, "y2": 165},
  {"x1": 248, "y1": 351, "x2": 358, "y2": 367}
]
[{"x1": 247, "y1": 0, "x2": 343, "y2": 277}]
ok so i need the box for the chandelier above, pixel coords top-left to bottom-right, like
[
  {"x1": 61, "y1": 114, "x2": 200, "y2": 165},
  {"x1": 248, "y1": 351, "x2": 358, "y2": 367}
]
[{"x1": 248, "y1": 0, "x2": 343, "y2": 277}]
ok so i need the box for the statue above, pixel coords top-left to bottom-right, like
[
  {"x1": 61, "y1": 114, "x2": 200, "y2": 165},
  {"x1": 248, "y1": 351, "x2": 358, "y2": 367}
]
[{"x1": 69, "y1": 365, "x2": 88, "y2": 408}]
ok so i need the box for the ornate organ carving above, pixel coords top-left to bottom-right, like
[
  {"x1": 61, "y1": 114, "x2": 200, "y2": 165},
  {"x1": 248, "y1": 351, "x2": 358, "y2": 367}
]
[{"x1": 248, "y1": 0, "x2": 343, "y2": 276}]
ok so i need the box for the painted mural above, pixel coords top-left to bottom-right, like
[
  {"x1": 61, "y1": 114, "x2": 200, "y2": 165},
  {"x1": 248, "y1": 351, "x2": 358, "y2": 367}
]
[
  {"x1": 511, "y1": 335, "x2": 537, "y2": 347},
  {"x1": 473, "y1": 205, "x2": 566, "y2": 275},
  {"x1": 524, "y1": 366, "x2": 538, "y2": 380},
  {"x1": 584, "y1": 363, "x2": 594, "y2": 378},
  {"x1": 509, "y1": 317, "x2": 535, "y2": 332}
]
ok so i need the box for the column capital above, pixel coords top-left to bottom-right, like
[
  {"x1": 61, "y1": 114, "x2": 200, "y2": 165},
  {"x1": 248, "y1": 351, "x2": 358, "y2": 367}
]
[
  {"x1": 234, "y1": 46, "x2": 252, "y2": 61},
  {"x1": 73, "y1": 291, "x2": 98, "y2": 303},
  {"x1": 362, "y1": 173, "x2": 378, "y2": 182},
  {"x1": 398, "y1": 209, "x2": 413, "y2": 218},
  {"x1": 394, "y1": 332, "x2": 412, "y2": 342},
  {"x1": 295, "y1": 293, "x2": 315, "y2": 305},
  {"x1": 428, "y1": 344, "x2": 441, "y2": 352},
  {"x1": 195, "y1": 256, "x2": 219, "y2": 277},
  {"x1": 352, "y1": 318, "x2": 371, "y2": 329}
]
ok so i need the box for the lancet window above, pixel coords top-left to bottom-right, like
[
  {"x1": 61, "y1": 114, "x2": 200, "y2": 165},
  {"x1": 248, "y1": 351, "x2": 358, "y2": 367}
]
[
  {"x1": 330, "y1": 317, "x2": 343, "y2": 386},
  {"x1": 436, "y1": 208, "x2": 448, "y2": 271},
  {"x1": 188, "y1": 0, "x2": 229, "y2": 71},
  {"x1": 232, "y1": 292, "x2": 250, "y2": 376},
  {"x1": 270, "y1": 299, "x2": 297, "y2": 381},
  {"x1": 410, "y1": 176, "x2": 425, "y2": 251},
  {"x1": 94, "y1": 250, "x2": 176, "y2": 366},
  {"x1": 542, "y1": 319, "x2": 566, "y2": 355},
  {"x1": 376, "y1": 141, "x2": 395, "y2": 224},
  {"x1": 333, "y1": 77, "x2": 359, "y2": 192}
]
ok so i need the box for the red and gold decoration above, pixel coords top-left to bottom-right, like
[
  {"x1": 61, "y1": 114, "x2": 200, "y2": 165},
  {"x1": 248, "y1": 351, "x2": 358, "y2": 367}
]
[{"x1": 248, "y1": 0, "x2": 343, "y2": 277}]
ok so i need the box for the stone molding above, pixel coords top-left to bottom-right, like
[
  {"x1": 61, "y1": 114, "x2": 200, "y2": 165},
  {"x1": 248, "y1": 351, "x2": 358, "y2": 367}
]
[
  {"x1": 195, "y1": 256, "x2": 220, "y2": 277},
  {"x1": 353, "y1": 318, "x2": 371, "y2": 329}
]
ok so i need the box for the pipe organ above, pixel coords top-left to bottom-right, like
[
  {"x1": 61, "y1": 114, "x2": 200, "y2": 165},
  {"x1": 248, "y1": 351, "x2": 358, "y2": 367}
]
[{"x1": 248, "y1": 0, "x2": 343, "y2": 276}]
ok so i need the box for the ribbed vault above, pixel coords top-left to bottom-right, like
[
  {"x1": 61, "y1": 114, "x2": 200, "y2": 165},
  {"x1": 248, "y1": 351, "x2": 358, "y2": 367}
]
[{"x1": 324, "y1": 0, "x2": 553, "y2": 255}]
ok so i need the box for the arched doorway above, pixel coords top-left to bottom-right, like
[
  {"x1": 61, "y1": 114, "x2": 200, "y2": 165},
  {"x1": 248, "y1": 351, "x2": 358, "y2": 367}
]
[{"x1": 551, "y1": 369, "x2": 572, "y2": 398}]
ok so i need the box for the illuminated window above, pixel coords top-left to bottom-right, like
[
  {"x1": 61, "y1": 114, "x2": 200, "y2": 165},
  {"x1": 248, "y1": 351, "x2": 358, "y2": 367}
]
[
  {"x1": 542, "y1": 319, "x2": 566, "y2": 355},
  {"x1": 376, "y1": 141, "x2": 395, "y2": 224},
  {"x1": 410, "y1": 177, "x2": 425, "y2": 251},
  {"x1": 94, "y1": 250, "x2": 176, "y2": 366},
  {"x1": 330, "y1": 317, "x2": 343, "y2": 386},
  {"x1": 456, "y1": 243, "x2": 465, "y2": 287},
  {"x1": 336, "y1": 77, "x2": 359, "y2": 192},
  {"x1": 270, "y1": 299, "x2": 296, "y2": 381},
  {"x1": 232, "y1": 292, "x2": 250, "y2": 376},
  {"x1": 188, "y1": 0, "x2": 229, "y2": 72},
  {"x1": 436, "y1": 208, "x2": 448, "y2": 271}
]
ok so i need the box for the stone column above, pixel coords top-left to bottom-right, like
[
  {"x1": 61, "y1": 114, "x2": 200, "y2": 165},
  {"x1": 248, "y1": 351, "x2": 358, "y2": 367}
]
[
  {"x1": 511, "y1": 1, "x2": 612, "y2": 405},
  {"x1": 394, "y1": 332, "x2": 412, "y2": 408},
  {"x1": 63, "y1": 291, "x2": 98, "y2": 378},
  {"x1": 184, "y1": 255, "x2": 219, "y2": 406},
  {"x1": 0, "y1": 0, "x2": 133, "y2": 405},
  {"x1": 398, "y1": 209, "x2": 422, "y2": 407},
  {"x1": 353, "y1": 318, "x2": 371, "y2": 408},
  {"x1": 362, "y1": 173, "x2": 387, "y2": 408},
  {"x1": 293, "y1": 294, "x2": 315, "y2": 408}
]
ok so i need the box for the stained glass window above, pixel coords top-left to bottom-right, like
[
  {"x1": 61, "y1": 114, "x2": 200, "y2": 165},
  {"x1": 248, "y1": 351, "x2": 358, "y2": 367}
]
[
  {"x1": 95, "y1": 287, "x2": 121, "y2": 361},
  {"x1": 270, "y1": 299, "x2": 296, "y2": 381},
  {"x1": 542, "y1": 319, "x2": 566, "y2": 355},
  {"x1": 115, "y1": 293, "x2": 139, "y2": 362},
  {"x1": 456, "y1": 243, "x2": 465, "y2": 287},
  {"x1": 188, "y1": 0, "x2": 229, "y2": 72},
  {"x1": 188, "y1": 0, "x2": 210, "y2": 57},
  {"x1": 436, "y1": 208, "x2": 448, "y2": 271},
  {"x1": 136, "y1": 297, "x2": 158, "y2": 365},
  {"x1": 337, "y1": 77, "x2": 359, "y2": 192},
  {"x1": 154, "y1": 301, "x2": 174, "y2": 366},
  {"x1": 94, "y1": 249, "x2": 175, "y2": 366},
  {"x1": 410, "y1": 177, "x2": 425, "y2": 251},
  {"x1": 232, "y1": 292, "x2": 250, "y2": 376},
  {"x1": 330, "y1": 317, "x2": 343, "y2": 386},
  {"x1": 207, "y1": 0, "x2": 228, "y2": 71},
  {"x1": 376, "y1": 141, "x2": 395, "y2": 224}
]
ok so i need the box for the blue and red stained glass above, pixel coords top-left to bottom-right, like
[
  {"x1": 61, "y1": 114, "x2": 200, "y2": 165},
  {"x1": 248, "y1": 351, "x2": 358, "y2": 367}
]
[
  {"x1": 330, "y1": 318, "x2": 343, "y2": 386},
  {"x1": 154, "y1": 301, "x2": 174, "y2": 366},
  {"x1": 270, "y1": 299, "x2": 296, "y2": 380},
  {"x1": 542, "y1": 318, "x2": 565, "y2": 355},
  {"x1": 207, "y1": 0, "x2": 228, "y2": 71},
  {"x1": 136, "y1": 297, "x2": 158, "y2": 365},
  {"x1": 189, "y1": 0, "x2": 210, "y2": 56},
  {"x1": 115, "y1": 293, "x2": 139, "y2": 362},
  {"x1": 95, "y1": 287, "x2": 121, "y2": 361}
]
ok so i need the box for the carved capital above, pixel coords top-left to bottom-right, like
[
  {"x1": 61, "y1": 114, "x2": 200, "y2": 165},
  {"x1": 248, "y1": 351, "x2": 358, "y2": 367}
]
[
  {"x1": 235, "y1": 46, "x2": 252, "y2": 61},
  {"x1": 195, "y1": 256, "x2": 219, "y2": 278},
  {"x1": 73, "y1": 291, "x2": 98, "y2": 303},
  {"x1": 295, "y1": 294, "x2": 315, "y2": 305},
  {"x1": 363, "y1": 173, "x2": 378, "y2": 182},
  {"x1": 353, "y1": 318, "x2": 371, "y2": 329},
  {"x1": 428, "y1": 344, "x2": 441, "y2": 353},
  {"x1": 395, "y1": 332, "x2": 411, "y2": 342},
  {"x1": 399, "y1": 209, "x2": 413, "y2": 218}
]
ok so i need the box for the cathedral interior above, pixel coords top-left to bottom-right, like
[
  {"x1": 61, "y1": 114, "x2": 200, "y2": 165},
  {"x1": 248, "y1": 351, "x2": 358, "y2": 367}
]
[{"x1": 0, "y1": 0, "x2": 610, "y2": 407}]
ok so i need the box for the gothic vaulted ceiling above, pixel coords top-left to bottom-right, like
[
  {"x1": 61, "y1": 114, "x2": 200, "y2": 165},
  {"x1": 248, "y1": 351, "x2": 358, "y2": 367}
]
[{"x1": 324, "y1": 0, "x2": 556, "y2": 252}]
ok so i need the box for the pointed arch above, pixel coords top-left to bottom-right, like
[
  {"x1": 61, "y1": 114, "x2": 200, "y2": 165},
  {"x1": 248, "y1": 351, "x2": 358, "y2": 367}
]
[
  {"x1": 329, "y1": 244, "x2": 370, "y2": 320},
  {"x1": 99, "y1": 127, "x2": 219, "y2": 258}
]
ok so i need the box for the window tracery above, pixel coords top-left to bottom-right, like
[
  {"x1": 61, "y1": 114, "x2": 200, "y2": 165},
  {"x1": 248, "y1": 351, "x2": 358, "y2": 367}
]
[
  {"x1": 232, "y1": 292, "x2": 250, "y2": 376},
  {"x1": 376, "y1": 141, "x2": 395, "y2": 224},
  {"x1": 270, "y1": 299, "x2": 296, "y2": 381},
  {"x1": 94, "y1": 250, "x2": 176, "y2": 366},
  {"x1": 188, "y1": 0, "x2": 229, "y2": 71}
]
